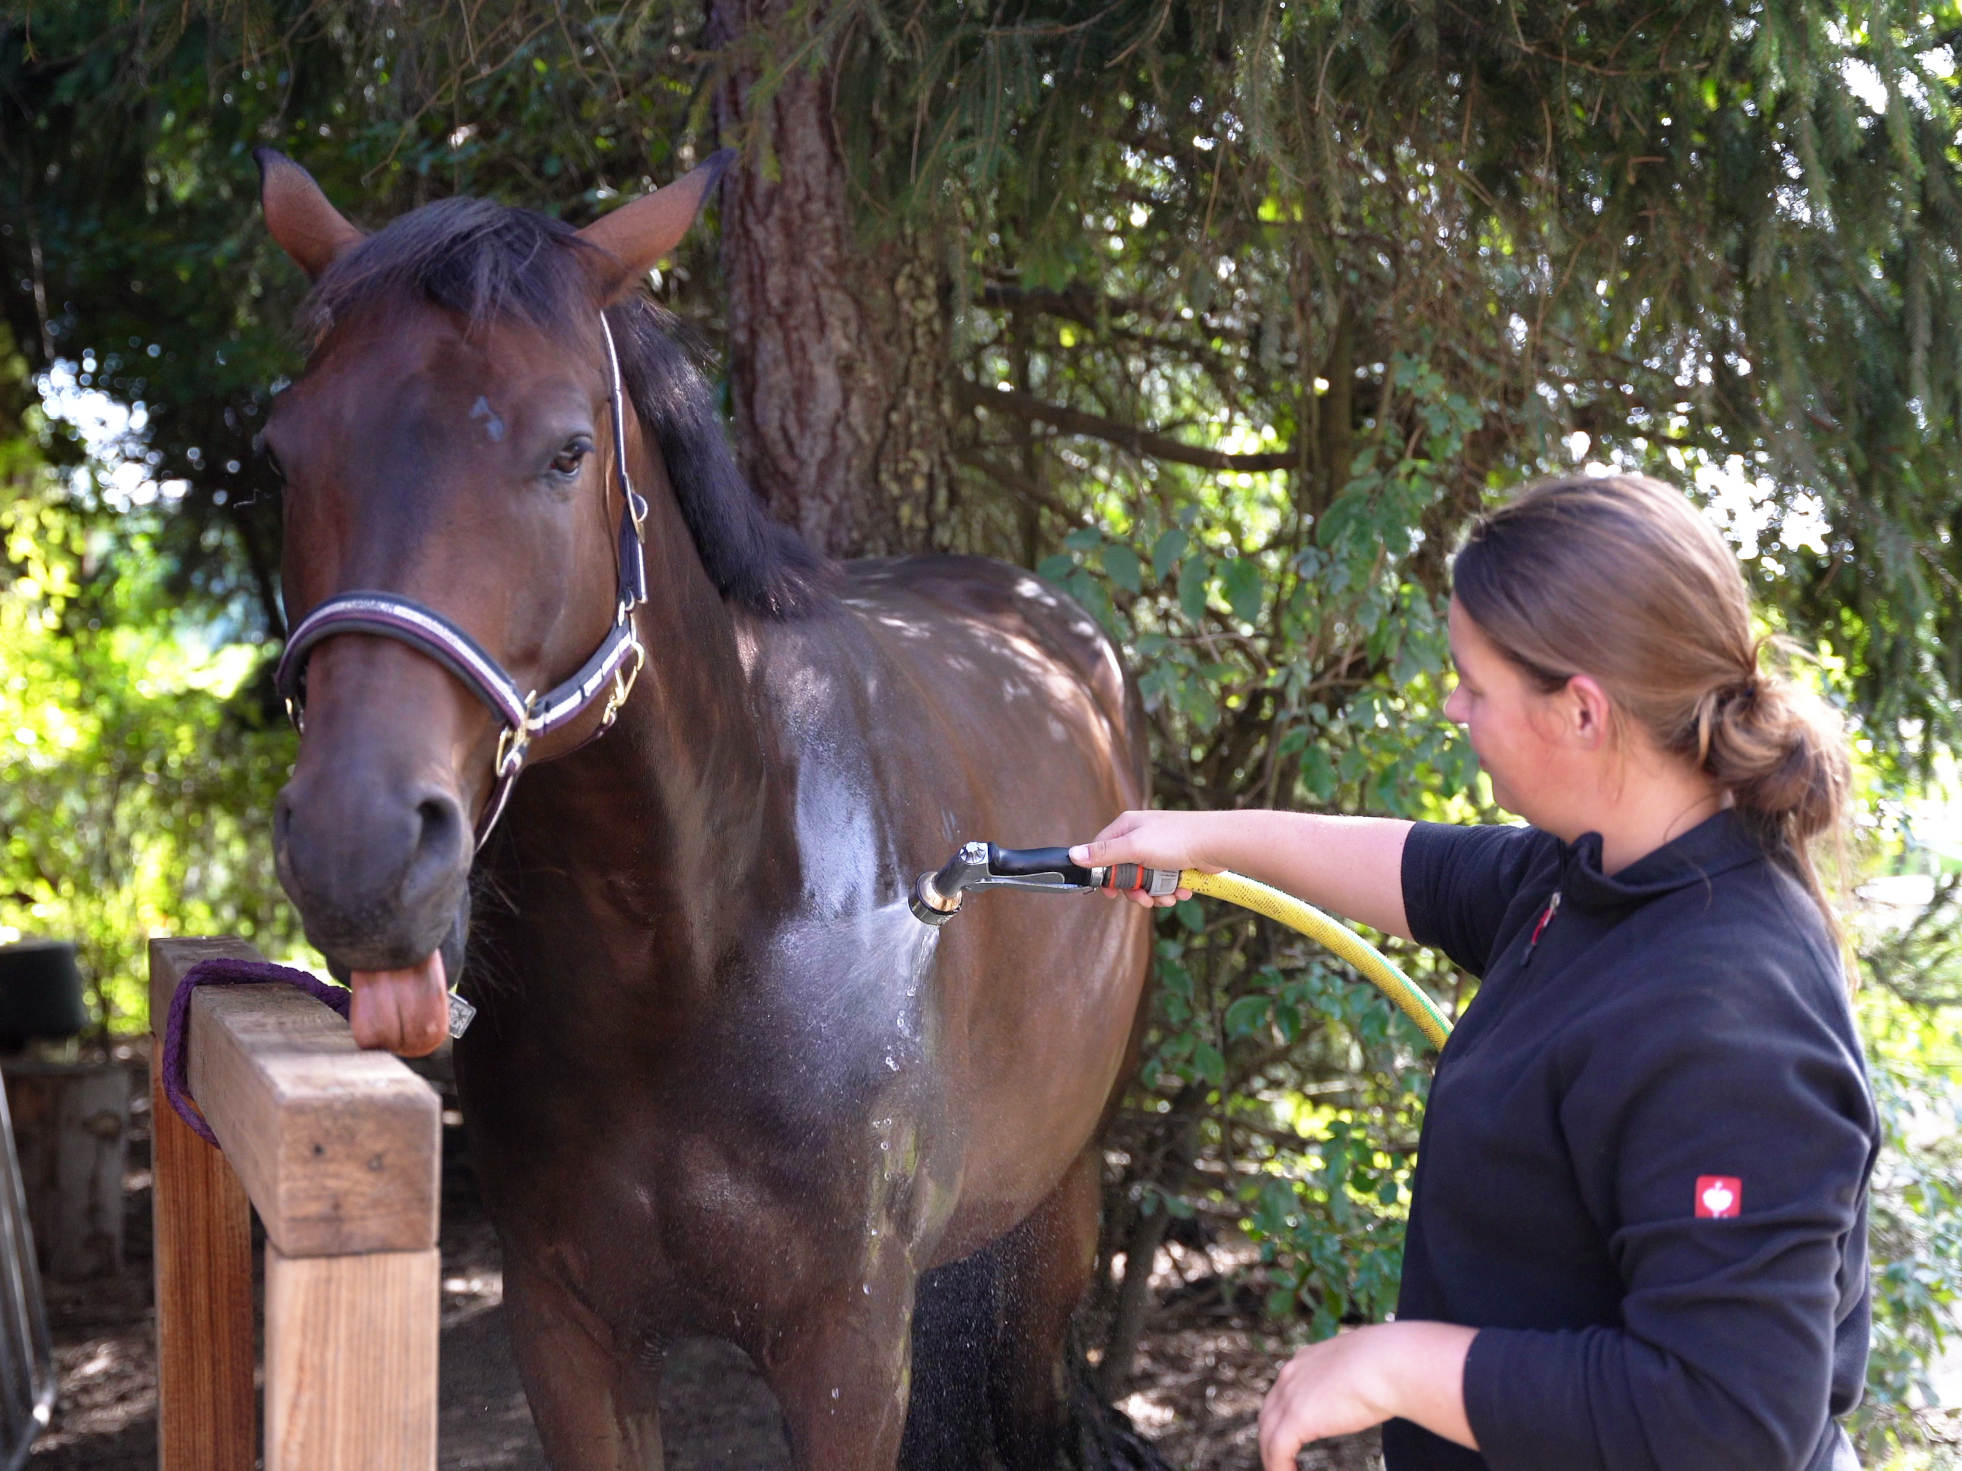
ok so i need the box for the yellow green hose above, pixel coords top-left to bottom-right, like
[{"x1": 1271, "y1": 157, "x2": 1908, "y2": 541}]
[{"x1": 1178, "y1": 869, "x2": 1453, "y2": 1050}]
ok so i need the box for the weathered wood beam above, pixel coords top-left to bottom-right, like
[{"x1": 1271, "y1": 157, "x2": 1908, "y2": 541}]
[{"x1": 149, "y1": 938, "x2": 439, "y2": 1258}]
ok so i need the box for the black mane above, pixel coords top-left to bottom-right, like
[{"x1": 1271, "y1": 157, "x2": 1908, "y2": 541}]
[{"x1": 303, "y1": 195, "x2": 831, "y2": 618}]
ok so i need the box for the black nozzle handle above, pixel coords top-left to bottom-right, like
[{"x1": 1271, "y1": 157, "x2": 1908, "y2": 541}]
[
  {"x1": 985, "y1": 844, "x2": 1095, "y2": 886},
  {"x1": 984, "y1": 845, "x2": 1183, "y2": 898}
]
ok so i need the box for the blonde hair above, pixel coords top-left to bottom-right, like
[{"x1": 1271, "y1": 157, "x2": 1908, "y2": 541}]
[{"x1": 1452, "y1": 474, "x2": 1851, "y2": 938}]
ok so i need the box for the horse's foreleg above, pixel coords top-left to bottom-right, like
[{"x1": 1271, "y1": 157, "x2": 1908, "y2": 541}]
[
  {"x1": 760, "y1": 1272, "x2": 917, "y2": 1471},
  {"x1": 505, "y1": 1261, "x2": 664, "y2": 1470},
  {"x1": 986, "y1": 1146, "x2": 1104, "y2": 1470}
]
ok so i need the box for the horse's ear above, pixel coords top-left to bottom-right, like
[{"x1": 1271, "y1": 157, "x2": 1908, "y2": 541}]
[
  {"x1": 255, "y1": 147, "x2": 364, "y2": 281},
  {"x1": 577, "y1": 151, "x2": 734, "y2": 302}
]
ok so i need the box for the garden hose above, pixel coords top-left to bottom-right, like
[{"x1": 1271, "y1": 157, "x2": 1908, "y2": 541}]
[
  {"x1": 910, "y1": 842, "x2": 1452, "y2": 1050},
  {"x1": 1177, "y1": 869, "x2": 1451, "y2": 1050}
]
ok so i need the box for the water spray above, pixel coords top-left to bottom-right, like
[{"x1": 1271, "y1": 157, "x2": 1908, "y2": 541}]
[{"x1": 910, "y1": 842, "x2": 1452, "y2": 1050}]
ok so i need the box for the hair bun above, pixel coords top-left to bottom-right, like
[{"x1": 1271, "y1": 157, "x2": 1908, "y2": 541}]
[{"x1": 1703, "y1": 673, "x2": 1849, "y2": 843}]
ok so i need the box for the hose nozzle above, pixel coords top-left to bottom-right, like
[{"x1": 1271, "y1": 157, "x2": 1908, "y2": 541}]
[{"x1": 909, "y1": 841, "x2": 1181, "y2": 925}]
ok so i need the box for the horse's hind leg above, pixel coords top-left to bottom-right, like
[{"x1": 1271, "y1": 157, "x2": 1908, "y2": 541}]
[
  {"x1": 987, "y1": 1146, "x2": 1104, "y2": 1470},
  {"x1": 505, "y1": 1262, "x2": 664, "y2": 1469}
]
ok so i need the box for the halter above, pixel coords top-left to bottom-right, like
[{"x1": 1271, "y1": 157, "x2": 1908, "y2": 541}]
[{"x1": 273, "y1": 315, "x2": 649, "y2": 847}]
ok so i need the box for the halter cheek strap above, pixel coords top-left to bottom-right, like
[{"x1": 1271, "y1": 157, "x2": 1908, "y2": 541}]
[{"x1": 273, "y1": 314, "x2": 649, "y2": 848}]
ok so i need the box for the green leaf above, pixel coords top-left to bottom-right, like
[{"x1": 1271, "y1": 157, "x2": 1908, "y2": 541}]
[
  {"x1": 1299, "y1": 746, "x2": 1336, "y2": 802},
  {"x1": 1177, "y1": 559, "x2": 1210, "y2": 623},
  {"x1": 1224, "y1": 993, "x2": 1271, "y2": 1039},
  {"x1": 1152, "y1": 527, "x2": 1189, "y2": 581},
  {"x1": 1101, "y1": 542, "x2": 1142, "y2": 593},
  {"x1": 1222, "y1": 558, "x2": 1263, "y2": 624},
  {"x1": 1193, "y1": 1041, "x2": 1225, "y2": 1086}
]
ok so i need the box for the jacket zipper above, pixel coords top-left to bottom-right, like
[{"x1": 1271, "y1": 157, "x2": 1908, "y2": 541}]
[{"x1": 1523, "y1": 890, "x2": 1562, "y2": 965}]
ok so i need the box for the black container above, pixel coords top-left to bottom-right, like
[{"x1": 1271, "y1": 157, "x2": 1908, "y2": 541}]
[{"x1": 0, "y1": 942, "x2": 87, "y2": 1050}]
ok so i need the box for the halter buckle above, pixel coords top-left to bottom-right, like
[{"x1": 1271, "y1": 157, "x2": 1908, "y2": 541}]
[
  {"x1": 495, "y1": 693, "x2": 539, "y2": 778},
  {"x1": 600, "y1": 639, "x2": 646, "y2": 731}
]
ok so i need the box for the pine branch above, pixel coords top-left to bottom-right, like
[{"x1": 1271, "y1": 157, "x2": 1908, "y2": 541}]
[{"x1": 960, "y1": 382, "x2": 1296, "y2": 473}]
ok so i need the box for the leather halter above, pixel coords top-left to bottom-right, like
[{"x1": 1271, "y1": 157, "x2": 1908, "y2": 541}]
[{"x1": 274, "y1": 315, "x2": 649, "y2": 847}]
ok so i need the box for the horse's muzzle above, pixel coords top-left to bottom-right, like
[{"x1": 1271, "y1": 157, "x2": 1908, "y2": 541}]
[{"x1": 274, "y1": 772, "x2": 472, "y2": 973}]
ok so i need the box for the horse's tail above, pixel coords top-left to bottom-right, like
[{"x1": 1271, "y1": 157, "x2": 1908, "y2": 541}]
[
  {"x1": 1062, "y1": 1322, "x2": 1179, "y2": 1471},
  {"x1": 898, "y1": 1246, "x2": 1177, "y2": 1471},
  {"x1": 899, "y1": 1249, "x2": 1001, "y2": 1466}
]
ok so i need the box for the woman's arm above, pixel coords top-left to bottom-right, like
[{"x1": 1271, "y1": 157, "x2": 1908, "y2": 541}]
[{"x1": 1070, "y1": 809, "x2": 1415, "y2": 940}]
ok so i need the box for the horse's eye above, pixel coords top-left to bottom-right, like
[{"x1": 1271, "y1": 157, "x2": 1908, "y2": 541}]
[{"x1": 550, "y1": 438, "x2": 594, "y2": 479}]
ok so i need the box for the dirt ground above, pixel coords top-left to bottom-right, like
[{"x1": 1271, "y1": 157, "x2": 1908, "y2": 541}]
[{"x1": 28, "y1": 1059, "x2": 1379, "y2": 1471}]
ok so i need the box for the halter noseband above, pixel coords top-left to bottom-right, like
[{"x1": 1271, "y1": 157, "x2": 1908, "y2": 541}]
[{"x1": 273, "y1": 315, "x2": 649, "y2": 847}]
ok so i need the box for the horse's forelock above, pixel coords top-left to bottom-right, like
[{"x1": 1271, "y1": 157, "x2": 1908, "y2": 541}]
[{"x1": 299, "y1": 197, "x2": 598, "y2": 342}]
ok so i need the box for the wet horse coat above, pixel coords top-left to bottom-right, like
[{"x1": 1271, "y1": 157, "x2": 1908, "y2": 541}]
[{"x1": 257, "y1": 152, "x2": 1153, "y2": 1468}]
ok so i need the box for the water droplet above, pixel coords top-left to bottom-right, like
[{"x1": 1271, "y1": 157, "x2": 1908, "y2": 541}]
[
  {"x1": 884, "y1": 1053, "x2": 898, "y2": 1071},
  {"x1": 862, "y1": 1283, "x2": 871, "y2": 1295},
  {"x1": 831, "y1": 1387, "x2": 841, "y2": 1399}
]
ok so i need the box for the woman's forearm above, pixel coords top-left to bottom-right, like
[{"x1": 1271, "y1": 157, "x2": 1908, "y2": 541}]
[{"x1": 1190, "y1": 810, "x2": 1415, "y2": 942}]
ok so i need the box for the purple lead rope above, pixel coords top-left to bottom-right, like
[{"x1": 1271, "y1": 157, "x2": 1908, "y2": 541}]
[{"x1": 161, "y1": 958, "x2": 352, "y2": 1147}]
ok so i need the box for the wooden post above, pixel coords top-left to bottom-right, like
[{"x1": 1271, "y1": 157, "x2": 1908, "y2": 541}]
[
  {"x1": 149, "y1": 938, "x2": 258, "y2": 1471},
  {"x1": 265, "y1": 1246, "x2": 440, "y2": 1470},
  {"x1": 149, "y1": 936, "x2": 441, "y2": 1471}
]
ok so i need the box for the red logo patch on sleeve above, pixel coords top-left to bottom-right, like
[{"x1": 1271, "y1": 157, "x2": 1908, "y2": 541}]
[{"x1": 1695, "y1": 1176, "x2": 1742, "y2": 1219}]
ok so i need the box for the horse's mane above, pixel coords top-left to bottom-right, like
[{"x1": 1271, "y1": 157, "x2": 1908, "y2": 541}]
[{"x1": 301, "y1": 196, "x2": 832, "y2": 619}]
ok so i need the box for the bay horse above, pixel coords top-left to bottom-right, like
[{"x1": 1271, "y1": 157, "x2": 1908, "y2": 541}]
[{"x1": 254, "y1": 148, "x2": 1154, "y2": 1470}]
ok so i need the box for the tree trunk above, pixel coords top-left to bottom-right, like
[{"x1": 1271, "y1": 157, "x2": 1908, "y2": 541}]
[{"x1": 710, "y1": 0, "x2": 957, "y2": 559}]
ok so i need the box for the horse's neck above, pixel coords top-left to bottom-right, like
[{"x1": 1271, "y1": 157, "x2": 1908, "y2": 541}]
[{"x1": 497, "y1": 520, "x2": 790, "y2": 949}]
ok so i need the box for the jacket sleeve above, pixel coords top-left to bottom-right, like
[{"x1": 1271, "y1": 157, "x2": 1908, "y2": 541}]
[
  {"x1": 1459, "y1": 962, "x2": 1876, "y2": 1471},
  {"x1": 1401, "y1": 821, "x2": 1555, "y2": 977}
]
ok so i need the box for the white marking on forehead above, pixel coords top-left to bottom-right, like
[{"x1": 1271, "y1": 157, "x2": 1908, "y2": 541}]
[{"x1": 469, "y1": 396, "x2": 506, "y2": 442}]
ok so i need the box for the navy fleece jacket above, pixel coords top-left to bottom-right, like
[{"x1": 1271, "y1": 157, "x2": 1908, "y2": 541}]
[{"x1": 1382, "y1": 810, "x2": 1876, "y2": 1471}]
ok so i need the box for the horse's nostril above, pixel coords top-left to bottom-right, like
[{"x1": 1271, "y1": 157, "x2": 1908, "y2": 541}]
[{"x1": 413, "y1": 793, "x2": 466, "y2": 871}]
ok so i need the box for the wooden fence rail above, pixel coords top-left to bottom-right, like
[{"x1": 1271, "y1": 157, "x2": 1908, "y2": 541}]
[{"x1": 148, "y1": 937, "x2": 441, "y2": 1471}]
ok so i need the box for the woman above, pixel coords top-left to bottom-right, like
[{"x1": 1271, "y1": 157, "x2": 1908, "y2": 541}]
[{"x1": 1072, "y1": 474, "x2": 1877, "y2": 1471}]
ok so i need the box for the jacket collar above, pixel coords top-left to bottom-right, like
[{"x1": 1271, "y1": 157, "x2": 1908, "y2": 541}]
[{"x1": 1557, "y1": 807, "x2": 1764, "y2": 912}]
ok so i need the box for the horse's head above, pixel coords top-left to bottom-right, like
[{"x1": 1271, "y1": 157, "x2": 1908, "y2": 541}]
[{"x1": 256, "y1": 150, "x2": 725, "y2": 1054}]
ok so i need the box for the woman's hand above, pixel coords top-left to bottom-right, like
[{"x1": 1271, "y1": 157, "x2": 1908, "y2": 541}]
[
  {"x1": 1068, "y1": 810, "x2": 1219, "y2": 907},
  {"x1": 1258, "y1": 1322, "x2": 1478, "y2": 1469}
]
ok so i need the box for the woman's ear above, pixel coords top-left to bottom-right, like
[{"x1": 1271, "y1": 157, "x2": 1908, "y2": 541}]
[{"x1": 1565, "y1": 674, "x2": 1615, "y2": 748}]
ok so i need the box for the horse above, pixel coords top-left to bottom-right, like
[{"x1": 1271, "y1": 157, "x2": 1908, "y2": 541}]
[{"x1": 253, "y1": 147, "x2": 1155, "y2": 1470}]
